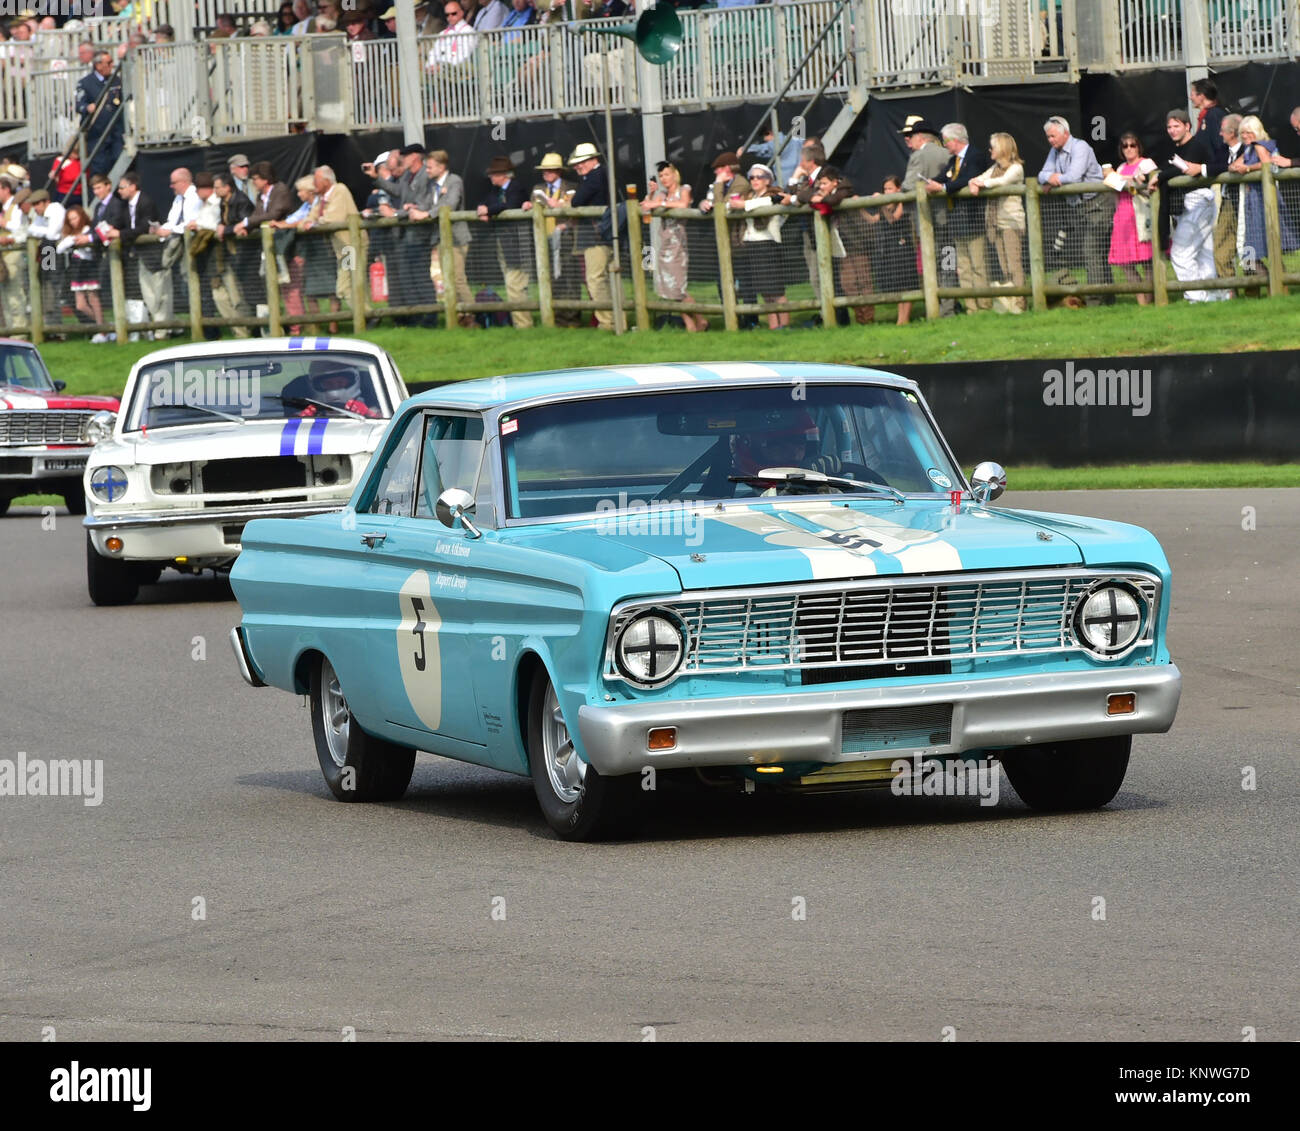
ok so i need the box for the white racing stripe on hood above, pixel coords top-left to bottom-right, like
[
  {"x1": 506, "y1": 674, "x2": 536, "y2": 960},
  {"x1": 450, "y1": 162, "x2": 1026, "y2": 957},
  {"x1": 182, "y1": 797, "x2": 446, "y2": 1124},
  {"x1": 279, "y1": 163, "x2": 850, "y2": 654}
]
[
  {"x1": 703, "y1": 503, "x2": 963, "y2": 578},
  {"x1": 610, "y1": 366, "x2": 696, "y2": 386},
  {"x1": 1, "y1": 392, "x2": 49, "y2": 409}
]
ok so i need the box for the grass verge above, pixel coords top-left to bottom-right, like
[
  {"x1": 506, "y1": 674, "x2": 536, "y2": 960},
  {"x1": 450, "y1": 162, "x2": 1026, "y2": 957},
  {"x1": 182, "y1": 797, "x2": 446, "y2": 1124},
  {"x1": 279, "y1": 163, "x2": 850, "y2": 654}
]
[{"x1": 23, "y1": 291, "x2": 1300, "y2": 398}]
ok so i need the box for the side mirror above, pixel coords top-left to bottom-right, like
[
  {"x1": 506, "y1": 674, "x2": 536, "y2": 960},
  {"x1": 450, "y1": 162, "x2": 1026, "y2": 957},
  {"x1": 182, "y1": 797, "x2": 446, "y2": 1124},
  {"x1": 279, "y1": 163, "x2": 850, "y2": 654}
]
[
  {"x1": 970, "y1": 461, "x2": 1007, "y2": 504},
  {"x1": 53, "y1": 379, "x2": 66, "y2": 391},
  {"x1": 435, "y1": 487, "x2": 481, "y2": 538}
]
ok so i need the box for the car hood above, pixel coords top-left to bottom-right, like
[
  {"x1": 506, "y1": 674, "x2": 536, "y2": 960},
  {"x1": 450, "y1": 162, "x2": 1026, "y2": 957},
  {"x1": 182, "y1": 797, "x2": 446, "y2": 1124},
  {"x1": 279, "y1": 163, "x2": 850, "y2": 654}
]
[
  {"x1": 0, "y1": 385, "x2": 119, "y2": 411},
  {"x1": 100, "y1": 416, "x2": 388, "y2": 466},
  {"x1": 551, "y1": 497, "x2": 1085, "y2": 588}
]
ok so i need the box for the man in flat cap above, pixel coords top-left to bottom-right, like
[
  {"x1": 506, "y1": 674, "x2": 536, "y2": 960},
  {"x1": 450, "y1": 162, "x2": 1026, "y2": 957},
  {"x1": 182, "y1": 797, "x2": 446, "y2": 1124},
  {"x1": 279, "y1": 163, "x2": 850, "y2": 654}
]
[{"x1": 476, "y1": 156, "x2": 532, "y2": 328}]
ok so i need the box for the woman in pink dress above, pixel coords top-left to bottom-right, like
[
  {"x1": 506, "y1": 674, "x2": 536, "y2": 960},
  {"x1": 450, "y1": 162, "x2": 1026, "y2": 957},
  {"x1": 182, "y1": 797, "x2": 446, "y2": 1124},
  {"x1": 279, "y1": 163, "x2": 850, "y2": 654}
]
[{"x1": 1108, "y1": 132, "x2": 1158, "y2": 304}]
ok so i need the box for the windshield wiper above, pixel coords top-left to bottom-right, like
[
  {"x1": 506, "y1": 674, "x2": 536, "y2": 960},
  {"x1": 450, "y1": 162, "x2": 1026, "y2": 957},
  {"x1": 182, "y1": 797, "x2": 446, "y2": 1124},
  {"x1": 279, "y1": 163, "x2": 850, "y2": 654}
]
[
  {"x1": 728, "y1": 467, "x2": 907, "y2": 504},
  {"x1": 151, "y1": 403, "x2": 246, "y2": 425},
  {"x1": 271, "y1": 394, "x2": 368, "y2": 420}
]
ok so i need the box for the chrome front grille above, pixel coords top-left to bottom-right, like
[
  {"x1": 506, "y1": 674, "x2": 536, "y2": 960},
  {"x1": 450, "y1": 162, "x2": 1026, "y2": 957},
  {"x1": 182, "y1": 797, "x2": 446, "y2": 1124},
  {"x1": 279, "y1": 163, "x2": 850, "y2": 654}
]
[
  {"x1": 0, "y1": 410, "x2": 93, "y2": 446},
  {"x1": 606, "y1": 570, "x2": 1161, "y2": 681}
]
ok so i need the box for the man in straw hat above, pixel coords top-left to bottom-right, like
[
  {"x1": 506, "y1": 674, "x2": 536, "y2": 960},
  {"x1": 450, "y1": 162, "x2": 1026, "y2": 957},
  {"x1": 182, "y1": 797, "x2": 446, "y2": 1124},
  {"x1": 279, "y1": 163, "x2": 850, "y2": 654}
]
[
  {"x1": 526, "y1": 152, "x2": 581, "y2": 327},
  {"x1": 476, "y1": 155, "x2": 532, "y2": 329},
  {"x1": 567, "y1": 141, "x2": 613, "y2": 330}
]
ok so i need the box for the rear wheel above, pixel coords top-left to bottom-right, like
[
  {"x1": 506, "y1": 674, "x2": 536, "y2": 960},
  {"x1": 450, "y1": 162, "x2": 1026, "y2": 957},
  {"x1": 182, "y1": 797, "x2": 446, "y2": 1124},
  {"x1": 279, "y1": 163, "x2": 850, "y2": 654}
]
[
  {"x1": 86, "y1": 532, "x2": 139, "y2": 606},
  {"x1": 526, "y1": 669, "x2": 634, "y2": 841},
  {"x1": 999, "y1": 735, "x2": 1131, "y2": 811},
  {"x1": 310, "y1": 655, "x2": 415, "y2": 802}
]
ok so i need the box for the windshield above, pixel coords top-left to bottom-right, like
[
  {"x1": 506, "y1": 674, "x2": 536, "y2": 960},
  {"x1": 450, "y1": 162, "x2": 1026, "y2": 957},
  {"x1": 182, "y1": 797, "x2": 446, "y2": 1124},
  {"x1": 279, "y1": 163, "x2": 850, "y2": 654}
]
[
  {"x1": 0, "y1": 344, "x2": 55, "y2": 392},
  {"x1": 124, "y1": 352, "x2": 391, "y2": 431},
  {"x1": 502, "y1": 383, "x2": 962, "y2": 520}
]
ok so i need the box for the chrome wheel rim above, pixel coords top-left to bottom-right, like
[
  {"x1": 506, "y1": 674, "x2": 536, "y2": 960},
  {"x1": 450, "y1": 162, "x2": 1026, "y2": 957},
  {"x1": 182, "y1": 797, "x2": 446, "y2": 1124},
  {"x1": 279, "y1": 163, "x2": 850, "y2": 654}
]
[
  {"x1": 541, "y1": 682, "x2": 585, "y2": 804},
  {"x1": 321, "y1": 658, "x2": 350, "y2": 768}
]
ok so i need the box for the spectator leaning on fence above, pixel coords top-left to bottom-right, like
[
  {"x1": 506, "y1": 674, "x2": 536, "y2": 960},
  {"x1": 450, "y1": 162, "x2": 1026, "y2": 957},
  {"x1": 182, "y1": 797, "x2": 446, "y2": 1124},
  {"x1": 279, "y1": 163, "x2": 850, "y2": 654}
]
[
  {"x1": 641, "y1": 161, "x2": 706, "y2": 333},
  {"x1": 112, "y1": 171, "x2": 168, "y2": 341},
  {"x1": 211, "y1": 172, "x2": 255, "y2": 336},
  {"x1": 1155, "y1": 109, "x2": 1228, "y2": 303},
  {"x1": 527, "y1": 152, "x2": 580, "y2": 328},
  {"x1": 786, "y1": 142, "x2": 836, "y2": 318},
  {"x1": 57, "y1": 205, "x2": 104, "y2": 334},
  {"x1": 810, "y1": 166, "x2": 873, "y2": 326},
  {"x1": 925, "y1": 123, "x2": 990, "y2": 313},
  {"x1": 87, "y1": 173, "x2": 125, "y2": 339},
  {"x1": 1264, "y1": 108, "x2": 1300, "y2": 167},
  {"x1": 408, "y1": 149, "x2": 474, "y2": 326},
  {"x1": 364, "y1": 143, "x2": 437, "y2": 326},
  {"x1": 568, "y1": 141, "x2": 613, "y2": 331},
  {"x1": 0, "y1": 178, "x2": 28, "y2": 334},
  {"x1": 1211, "y1": 114, "x2": 1244, "y2": 283},
  {"x1": 1105, "y1": 132, "x2": 1156, "y2": 305},
  {"x1": 1230, "y1": 115, "x2": 1300, "y2": 274},
  {"x1": 1038, "y1": 115, "x2": 1113, "y2": 306},
  {"x1": 305, "y1": 165, "x2": 362, "y2": 322},
  {"x1": 476, "y1": 156, "x2": 532, "y2": 330},
  {"x1": 969, "y1": 132, "x2": 1026, "y2": 313},
  {"x1": 864, "y1": 174, "x2": 917, "y2": 325},
  {"x1": 731, "y1": 163, "x2": 789, "y2": 330}
]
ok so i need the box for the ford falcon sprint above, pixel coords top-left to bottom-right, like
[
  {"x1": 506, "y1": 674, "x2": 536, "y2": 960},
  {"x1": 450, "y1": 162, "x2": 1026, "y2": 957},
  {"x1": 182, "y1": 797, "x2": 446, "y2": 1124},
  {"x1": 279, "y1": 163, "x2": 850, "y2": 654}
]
[
  {"x1": 83, "y1": 336, "x2": 407, "y2": 605},
  {"x1": 229, "y1": 363, "x2": 1181, "y2": 840},
  {"x1": 0, "y1": 337, "x2": 119, "y2": 516}
]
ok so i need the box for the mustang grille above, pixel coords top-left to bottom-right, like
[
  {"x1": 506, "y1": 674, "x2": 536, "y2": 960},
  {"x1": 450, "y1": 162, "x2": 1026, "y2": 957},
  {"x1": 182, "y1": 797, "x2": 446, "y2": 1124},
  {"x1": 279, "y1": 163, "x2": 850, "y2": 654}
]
[
  {"x1": 0, "y1": 410, "x2": 93, "y2": 446},
  {"x1": 201, "y1": 456, "x2": 308, "y2": 494},
  {"x1": 606, "y1": 571, "x2": 1160, "y2": 679}
]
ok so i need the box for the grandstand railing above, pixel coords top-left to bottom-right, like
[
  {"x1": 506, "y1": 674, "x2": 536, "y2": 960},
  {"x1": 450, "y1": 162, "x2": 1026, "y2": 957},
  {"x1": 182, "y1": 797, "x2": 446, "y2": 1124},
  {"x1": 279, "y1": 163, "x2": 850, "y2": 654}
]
[{"x1": 9, "y1": 0, "x2": 1300, "y2": 145}]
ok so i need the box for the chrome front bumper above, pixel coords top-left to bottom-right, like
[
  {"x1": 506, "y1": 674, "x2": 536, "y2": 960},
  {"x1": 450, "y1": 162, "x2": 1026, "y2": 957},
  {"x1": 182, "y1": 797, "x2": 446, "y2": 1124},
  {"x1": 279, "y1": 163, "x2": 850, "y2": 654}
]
[
  {"x1": 84, "y1": 502, "x2": 339, "y2": 531},
  {"x1": 577, "y1": 664, "x2": 1182, "y2": 776}
]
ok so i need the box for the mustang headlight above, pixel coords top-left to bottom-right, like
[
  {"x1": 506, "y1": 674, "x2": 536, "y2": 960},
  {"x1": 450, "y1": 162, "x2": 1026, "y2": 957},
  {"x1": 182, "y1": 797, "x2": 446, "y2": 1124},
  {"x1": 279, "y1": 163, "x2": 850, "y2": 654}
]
[
  {"x1": 615, "y1": 611, "x2": 687, "y2": 686},
  {"x1": 82, "y1": 411, "x2": 117, "y2": 445},
  {"x1": 1072, "y1": 582, "x2": 1145, "y2": 658},
  {"x1": 89, "y1": 465, "x2": 129, "y2": 503}
]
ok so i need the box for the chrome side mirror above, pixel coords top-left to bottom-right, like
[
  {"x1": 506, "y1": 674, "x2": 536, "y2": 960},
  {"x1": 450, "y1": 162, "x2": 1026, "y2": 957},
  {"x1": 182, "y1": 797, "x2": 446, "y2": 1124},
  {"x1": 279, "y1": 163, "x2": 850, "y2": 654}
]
[
  {"x1": 970, "y1": 461, "x2": 1007, "y2": 504},
  {"x1": 435, "y1": 487, "x2": 481, "y2": 538},
  {"x1": 83, "y1": 410, "x2": 117, "y2": 445}
]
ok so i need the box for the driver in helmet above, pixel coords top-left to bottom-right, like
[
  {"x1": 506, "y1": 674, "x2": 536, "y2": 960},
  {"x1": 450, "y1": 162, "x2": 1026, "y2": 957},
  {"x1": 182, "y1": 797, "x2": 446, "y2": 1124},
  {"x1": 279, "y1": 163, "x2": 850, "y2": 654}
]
[
  {"x1": 730, "y1": 410, "x2": 842, "y2": 486},
  {"x1": 297, "y1": 364, "x2": 380, "y2": 418}
]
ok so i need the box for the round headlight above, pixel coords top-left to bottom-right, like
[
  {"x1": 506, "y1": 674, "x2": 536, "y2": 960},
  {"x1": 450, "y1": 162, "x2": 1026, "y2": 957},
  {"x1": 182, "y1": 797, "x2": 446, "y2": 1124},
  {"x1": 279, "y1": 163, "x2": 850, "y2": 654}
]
[
  {"x1": 615, "y1": 611, "x2": 687, "y2": 686},
  {"x1": 1073, "y1": 582, "x2": 1145, "y2": 657},
  {"x1": 82, "y1": 410, "x2": 117, "y2": 445},
  {"x1": 89, "y1": 465, "x2": 129, "y2": 503}
]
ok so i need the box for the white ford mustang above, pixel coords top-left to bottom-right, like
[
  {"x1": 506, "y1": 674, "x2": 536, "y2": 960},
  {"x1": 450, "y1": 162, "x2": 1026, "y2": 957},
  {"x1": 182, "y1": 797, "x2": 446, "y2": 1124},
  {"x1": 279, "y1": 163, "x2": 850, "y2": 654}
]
[{"x1": 83, "y1": 336, "x2": 408, "y2": 605}]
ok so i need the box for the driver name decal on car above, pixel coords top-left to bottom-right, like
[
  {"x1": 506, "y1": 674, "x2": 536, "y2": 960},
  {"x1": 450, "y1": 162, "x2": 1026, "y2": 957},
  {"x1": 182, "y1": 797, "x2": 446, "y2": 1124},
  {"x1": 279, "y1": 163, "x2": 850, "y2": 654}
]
[{"x1": 397, "y1": 571, "x2": 443, "y2": 731}]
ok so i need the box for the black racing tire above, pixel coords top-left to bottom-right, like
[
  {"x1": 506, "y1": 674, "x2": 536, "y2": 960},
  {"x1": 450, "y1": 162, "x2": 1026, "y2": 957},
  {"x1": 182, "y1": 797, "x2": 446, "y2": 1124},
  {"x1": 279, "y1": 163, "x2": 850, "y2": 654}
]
[
  {"x1": 310, "y1": 654, "x2": 415, "y2": 802},
  {"x1": 134, "y1": 563, "x2": 164, "y2": 586},
  {"x1": 86, "y1": 532, "x2": 139, "y2": 606},
  {"x1": 526, "y1": 668, "x2": 635, "y2": 841},
  {"x1": 0, "y1": 495, "x2": 9, "y2": 517},
  {"x1": 62, "y1": 483, "x2": 87, "y2": 516},
  {"x1": 999, "y1": 735, "x2": 1132, "y2": 811}
]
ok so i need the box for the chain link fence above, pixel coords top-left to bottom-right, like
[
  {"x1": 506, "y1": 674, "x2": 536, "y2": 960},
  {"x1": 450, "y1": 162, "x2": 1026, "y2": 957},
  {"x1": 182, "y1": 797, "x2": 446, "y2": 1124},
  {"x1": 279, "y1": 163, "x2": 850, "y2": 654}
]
[{"x1": 1, "y1": 170, "x2": 1297, "y2": 342}]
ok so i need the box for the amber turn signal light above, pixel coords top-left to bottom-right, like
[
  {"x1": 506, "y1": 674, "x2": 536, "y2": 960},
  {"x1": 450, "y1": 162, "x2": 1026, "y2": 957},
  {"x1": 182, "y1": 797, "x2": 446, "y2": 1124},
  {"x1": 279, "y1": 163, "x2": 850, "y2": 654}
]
[
  {"x1": 105, "y1": 536, "x2": 123, "y2": 553},
  {"x1": 1107, "y1": 693, "x2": 1137, "y2": 716},
  {"x1": 647, "y1": 727, "x2": 676, "y2": 751}
]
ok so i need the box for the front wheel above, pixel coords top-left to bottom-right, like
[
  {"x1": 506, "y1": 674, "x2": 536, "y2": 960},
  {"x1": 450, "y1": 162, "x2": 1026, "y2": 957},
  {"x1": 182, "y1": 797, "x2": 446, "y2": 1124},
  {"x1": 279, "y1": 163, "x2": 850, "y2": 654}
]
[
  {"x1": 999, "y1": 735, "x2": 1132, "y2": 811},
  {"x1": 61, "y1": 483, "x2": 86, "y2": 516},
  {"x1": 86, "y1": 533, "x2": 139, "y2": 606},
  {"x1": 526, "y1": 669, "x2": 634, "y2": 841},
  {"x1": 310, "y1": 655, "x2": 415, "y2": 802}
]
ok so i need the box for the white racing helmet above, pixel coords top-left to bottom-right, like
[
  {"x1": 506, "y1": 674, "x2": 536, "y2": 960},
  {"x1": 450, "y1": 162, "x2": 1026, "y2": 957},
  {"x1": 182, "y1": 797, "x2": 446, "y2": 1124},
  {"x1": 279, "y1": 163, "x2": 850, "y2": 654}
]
[{"x1": 307, "y1": 367, "x2": 362, "y2": 407}]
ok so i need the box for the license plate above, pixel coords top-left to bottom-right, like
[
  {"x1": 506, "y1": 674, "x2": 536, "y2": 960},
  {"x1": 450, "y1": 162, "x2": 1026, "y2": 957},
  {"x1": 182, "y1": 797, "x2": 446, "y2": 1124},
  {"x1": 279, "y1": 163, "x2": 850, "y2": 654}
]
[{"x1": 44, "y1": 459, "x2": 86, "y2": 472}]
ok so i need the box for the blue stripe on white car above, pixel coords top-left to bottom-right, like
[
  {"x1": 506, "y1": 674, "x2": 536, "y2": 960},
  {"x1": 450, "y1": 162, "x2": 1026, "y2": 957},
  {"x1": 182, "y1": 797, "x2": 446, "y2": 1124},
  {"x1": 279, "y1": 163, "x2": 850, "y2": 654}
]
[{"x1": 279, "y1": 418, "x2": 299, "y2": 455}]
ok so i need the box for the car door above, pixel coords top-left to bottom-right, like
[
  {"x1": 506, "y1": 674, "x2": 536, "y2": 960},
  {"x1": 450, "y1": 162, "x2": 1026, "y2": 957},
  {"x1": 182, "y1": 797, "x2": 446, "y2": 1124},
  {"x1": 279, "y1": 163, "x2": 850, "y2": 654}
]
[{"x1": 356, "y1": 408, "x2": 488, "y2": 757}]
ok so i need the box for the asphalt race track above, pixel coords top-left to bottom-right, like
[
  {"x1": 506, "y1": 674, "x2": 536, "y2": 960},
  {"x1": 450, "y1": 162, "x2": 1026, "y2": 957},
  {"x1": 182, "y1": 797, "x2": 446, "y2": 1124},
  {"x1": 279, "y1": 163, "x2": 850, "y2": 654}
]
[{"x1": 2, "y1": 489, "x2": 1296, "y2": 1041}]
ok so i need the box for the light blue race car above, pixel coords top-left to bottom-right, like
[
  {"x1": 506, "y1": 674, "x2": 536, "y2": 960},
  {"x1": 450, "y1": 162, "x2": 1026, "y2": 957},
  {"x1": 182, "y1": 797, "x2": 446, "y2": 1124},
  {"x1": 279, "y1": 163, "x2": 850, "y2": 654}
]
[{"x1": 229, "y1": 363, "x2": 1181, "y2": 840}]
